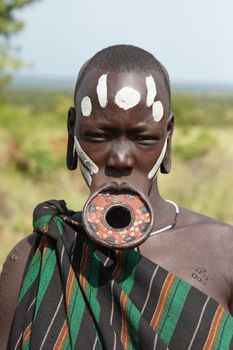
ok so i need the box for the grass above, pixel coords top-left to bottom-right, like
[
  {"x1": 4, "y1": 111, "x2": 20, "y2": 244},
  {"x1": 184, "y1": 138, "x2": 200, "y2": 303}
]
[{"x1": 0, "y1": 90, "x2": 233, "y2": 269}]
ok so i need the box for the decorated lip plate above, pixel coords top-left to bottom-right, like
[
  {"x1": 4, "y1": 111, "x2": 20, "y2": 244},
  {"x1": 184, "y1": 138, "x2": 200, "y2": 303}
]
[{"x1": 82, "y1": 190, "x2": 153, "y2": 249}]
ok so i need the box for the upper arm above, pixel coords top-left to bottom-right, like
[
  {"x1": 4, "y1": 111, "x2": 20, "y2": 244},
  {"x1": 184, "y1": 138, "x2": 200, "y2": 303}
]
[
  {"x1": 0, "y1": 234, "x2": 36, "y2": 349},
  {"x1": 225, "y1": 225, "x2": 233, "y2": 316}
]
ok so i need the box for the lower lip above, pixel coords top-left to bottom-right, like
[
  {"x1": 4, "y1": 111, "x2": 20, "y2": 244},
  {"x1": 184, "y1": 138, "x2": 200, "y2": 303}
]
[{"x1": 82, "y1": 188, "x2": 153, "y2": 250}]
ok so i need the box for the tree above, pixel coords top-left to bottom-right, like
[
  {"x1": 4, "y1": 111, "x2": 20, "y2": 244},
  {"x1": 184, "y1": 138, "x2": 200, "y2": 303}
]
[{"x1": 0, "y1": 0, "x2": 40, "y2": 89}]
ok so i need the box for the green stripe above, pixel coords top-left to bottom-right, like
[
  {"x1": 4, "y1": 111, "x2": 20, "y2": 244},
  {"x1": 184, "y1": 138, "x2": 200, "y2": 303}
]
[
  {"x1": 85, "y1": 242, "x2": 102, "y2": 344},
  {"x1": 22, "y1": 338, "x2": 30, "y2": 350},
  {"x1": 34, "y1": 240, "x2": 57, "y2": 318},
  {"x1": 63, "y1": 336, "x2": 72, "y2": 350},
  {"x1": 214, "y1": 313, "x2": 233, "y2": 349},
  {"x1": 17, "y1": 250, "x2": 42, "y2": 304},
  {"x1": 54, "y1": 216, "x2": 64, "y2": 236},
  {"x1": 125, "y1": 299, "x2": 141, "y2": 350},
  {"x1": 67, "y1": 271, "x2": 86, "y2": 347},
  {"x1": 158, "y1": 278, "x2": 191, "y2": 344},
  {"x1": 119, "y1": 250, "x2": 141, "y2": 293},
  {"x1": 86, "y1": 251, "x2": 101, "y2": 318},
  {"x1": 33, "y1": 214, "x2": 52, "y2": 231},
  {"x1": 69, "y1": 241, "x2": 101, "y2": 346},
  {"x1": 119, "y1": 250, "x2": 141, "y2": 349}
]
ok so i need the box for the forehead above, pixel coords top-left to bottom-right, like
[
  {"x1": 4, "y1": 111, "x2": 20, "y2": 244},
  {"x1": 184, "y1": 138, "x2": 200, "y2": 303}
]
[
  {"x1": 75, "y1": 68, "x2": 169, "y2": 122},
  {"x1": 77, "y1": 68, "x2": 167, "y2": 97}
]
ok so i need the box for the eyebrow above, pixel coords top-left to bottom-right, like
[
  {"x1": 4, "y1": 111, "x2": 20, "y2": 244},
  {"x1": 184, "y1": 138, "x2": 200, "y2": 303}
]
[{"x1": 80, "y1": 121, "x2": 161, "y2": 134}]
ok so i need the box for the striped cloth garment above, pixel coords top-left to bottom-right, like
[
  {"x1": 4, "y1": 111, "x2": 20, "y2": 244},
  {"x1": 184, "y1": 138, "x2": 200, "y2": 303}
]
[{"x1": 8, "y1": 200, "x2": 233, "y2": 350}]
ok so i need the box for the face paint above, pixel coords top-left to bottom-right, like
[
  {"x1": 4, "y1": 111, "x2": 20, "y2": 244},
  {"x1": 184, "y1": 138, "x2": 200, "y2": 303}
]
[
  {"x1": 152, "y1": 100, "x2": 164, "y2": 122},
  {"x1": 81, "y1": 96, "x2": 92, "y2": 117},
  {"x1": 148, "y1": 138, "x2": 167, "y2": 179},
  {"x1": 146, "y1": 75, "x2": 157, "y2": 107},
  {"x1": 79, "y1": 162, "x2": 93, "y2": 186},
  {"x1": 97, "y1": 74, "x2": 108, "y2": 108},
  {"x1": 74, "y1": 136, "x2": 99, "y2": 185},
  {"x1": 115, "y1": 87, "x2": 140, "y2": 110}
]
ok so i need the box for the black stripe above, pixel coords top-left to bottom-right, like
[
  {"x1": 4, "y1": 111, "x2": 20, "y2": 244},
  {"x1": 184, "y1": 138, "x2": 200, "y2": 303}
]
[
  {"x1": 141, "y1": 264, "x2": 169, "y2": 322},
  {"x1": 189, "y1": 298, "x2": 219, "y2": 349},
  {"x1": 169, "y1": 286, "x2": 209, "y2": 349},
  {"x1": 129, "y1": 255, "x2": 158, "y2": 312}
]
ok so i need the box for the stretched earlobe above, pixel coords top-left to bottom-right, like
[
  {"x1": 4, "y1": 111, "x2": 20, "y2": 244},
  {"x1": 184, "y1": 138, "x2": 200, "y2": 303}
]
[
  {"x1": 160, "y1": 112, "x2": 174, "y2": 174},
  {"x1": 160, "y1": 154, "x2": 171, "y2": 174},
  {"x1": 66, "y1": 107, "x2": 78, "y2": 170}
]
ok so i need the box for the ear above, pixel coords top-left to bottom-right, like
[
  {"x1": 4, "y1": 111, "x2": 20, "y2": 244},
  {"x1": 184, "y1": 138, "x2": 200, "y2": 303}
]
[
  {"x1": 66, "y1": 107, "x2": 78, "y2": 170},
  {"x1": 160, "y1": 112, "x2": 174, "y2": 174}
]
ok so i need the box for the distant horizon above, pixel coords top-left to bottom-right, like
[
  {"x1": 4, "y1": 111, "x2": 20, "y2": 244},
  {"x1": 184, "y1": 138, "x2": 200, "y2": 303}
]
[{"x1": 9, "y1": 74, "x2": 233, "y2": 93}]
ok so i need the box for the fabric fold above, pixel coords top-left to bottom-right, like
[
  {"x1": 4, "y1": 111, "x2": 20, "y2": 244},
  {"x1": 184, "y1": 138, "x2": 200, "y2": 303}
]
[{"x1": 8, "y1": 200, "x2": 233, "y2": 350}]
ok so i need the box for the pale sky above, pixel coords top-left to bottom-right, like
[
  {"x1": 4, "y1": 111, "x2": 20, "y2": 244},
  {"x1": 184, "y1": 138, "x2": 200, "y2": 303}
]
[{"x1": 12, "y1": 0, "x2": 233, "y2": 84}]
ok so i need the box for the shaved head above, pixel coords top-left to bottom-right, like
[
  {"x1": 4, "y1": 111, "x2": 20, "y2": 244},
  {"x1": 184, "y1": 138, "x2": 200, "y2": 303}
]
[{"x1": 74, "y1": 45, "x2": 171, "y2": 108}]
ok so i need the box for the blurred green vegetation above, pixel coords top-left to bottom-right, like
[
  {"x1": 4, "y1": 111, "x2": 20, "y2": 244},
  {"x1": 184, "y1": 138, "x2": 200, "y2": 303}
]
[
  {"x1": 0, "y1": 0, "x2": 41, "y2": 88},
  {"x1": 0, "y1": 89, "x2": 233, "y2": 268}
]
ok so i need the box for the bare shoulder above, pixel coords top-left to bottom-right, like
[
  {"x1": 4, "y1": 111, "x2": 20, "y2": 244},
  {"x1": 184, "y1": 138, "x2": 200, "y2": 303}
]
[
  {"x1": 180, "y1": 207, "x2": 233, "y2": 274},
  {"x1": 0, "y1": 233, "x2": 37, "y2": 348},
  {"x1": 180, "y1": 206, "x2": 233, "y2": 235}
]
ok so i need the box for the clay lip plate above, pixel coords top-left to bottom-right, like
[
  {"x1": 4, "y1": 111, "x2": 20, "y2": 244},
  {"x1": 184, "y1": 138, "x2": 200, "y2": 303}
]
[{"x1": 82, "y1": 183, "x2": 154, "y2": 250}]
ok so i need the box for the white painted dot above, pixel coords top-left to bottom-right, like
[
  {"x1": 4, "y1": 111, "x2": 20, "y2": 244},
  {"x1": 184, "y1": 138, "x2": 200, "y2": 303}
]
[
  {"x1": 146, "y1": 75, "x2": 157, "y2": 107},
  {"x1": 97, "y1": 74, "x2": 108, "y2": 108},
  {"x1": 115, "y1": 87, "x2": 140, "y2": 110},
  {"x1": 152, "y1": 101, "x2": 164, "y2": 122},
  {"x1": 81, "y1": 96, "x2": 92, "y2": 117}
]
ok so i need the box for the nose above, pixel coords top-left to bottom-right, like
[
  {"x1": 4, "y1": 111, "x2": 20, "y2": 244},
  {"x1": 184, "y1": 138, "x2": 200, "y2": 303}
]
[{"x1": 106, "y1": 140, "x2": 134, "y2": 177}]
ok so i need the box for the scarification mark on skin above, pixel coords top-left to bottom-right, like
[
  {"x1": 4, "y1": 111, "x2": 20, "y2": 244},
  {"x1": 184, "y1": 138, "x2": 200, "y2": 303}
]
[
  {"x1": 146, "y1": 75, "x2": 157, "y2": 107},
  {"x1": 81, "y1": 96, "x2": 92, "y2": 117},
  {"x1": 97, "y1": 74, "x2": 108, "y2": 108},
  {"x1": 191, "y1": 267, "x2": 209, "y2": 285},
  {"x1": 152, "y1": 101, "x2": 164, "y2": 122},
  {"x1": 115, "y1": 87, "x2": 140, "y2": 110}
]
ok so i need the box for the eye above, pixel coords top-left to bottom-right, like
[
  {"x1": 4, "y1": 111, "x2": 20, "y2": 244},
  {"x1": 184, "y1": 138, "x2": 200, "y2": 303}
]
[
  {"x1": 84, "y1": 132, "x2": 110, "y2": 142},
  {"x1": 135, "y1": 135, "x2": 159, "y2": 145}
]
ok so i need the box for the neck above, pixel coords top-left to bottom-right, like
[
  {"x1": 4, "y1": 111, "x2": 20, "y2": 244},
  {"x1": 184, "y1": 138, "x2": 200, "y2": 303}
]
[{"x1": 148, "y1": 180, "x2": 176, "y2": 231}]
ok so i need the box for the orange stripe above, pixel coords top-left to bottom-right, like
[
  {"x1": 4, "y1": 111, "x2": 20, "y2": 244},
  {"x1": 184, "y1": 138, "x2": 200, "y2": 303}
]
[
  {"x1": 150, "y1": 273, "x2": 176, "y2": 330},
  {"x1": 120, "y1": 291, "x2": 129, "y2": 350},
  {"x1": 35, "y1": 235, "x2": 46, "y2": 254},
  {"x1": 54, "y1": 319, "x2": 69, "y2": 350},
  {"x1": 79, "y1": 243, "x2": 89, "y2": 293},
  {"x1": 113, "y1": 251, "x2": 124, "y2": 281},
  {"x1": 22, "y1": 323, "x2": 32, "y2": 347},
  {"x1": 203, "y1": 305, "x2": 225, "y2": 350},
  {"x1": 66, "y1": 267, "x2": 76, "y2": 310}
]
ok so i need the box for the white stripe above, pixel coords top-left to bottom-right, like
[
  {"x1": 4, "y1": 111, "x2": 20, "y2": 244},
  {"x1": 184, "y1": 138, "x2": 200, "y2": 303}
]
[
  {"x1": 153, "y1": 333, "x2": 158, "y2": 350},
  {"x1": 92, "y1": 335, "x2": 98, "y2": 350},
  {"x1": 14, "y1": 333, "x2": 22, "y2": 350},
  {"x1": 141, "y1": 265, "x2": 159, "y2": 315},
  {"x1": 113, "y1": 331, "x2": 117, "y2": 350},
  {"x1": 110, "y1": 280, "x2": 115, "y2": 324},
  {"x1": 187, "y1": 297, "x2": 210, "y2": 350},
  {"x1": 103, "y1": 256, "x2": 110, "y2": 267},
  {"x1": 27, "y1": 297, "x2": 36, "y2": 314},
  {"x1": 60, "y1": 245, "x2": 65, "y2": 267},
  {"x1": 39, "y1": 294, "x2": 64, "y2": 350},
  {"x1": 109, "y1": 279, "x2": 117, "y2": 350}
]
